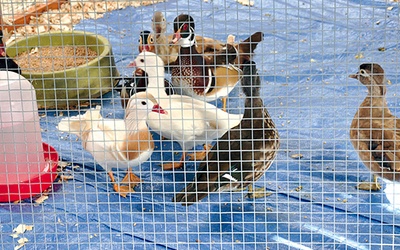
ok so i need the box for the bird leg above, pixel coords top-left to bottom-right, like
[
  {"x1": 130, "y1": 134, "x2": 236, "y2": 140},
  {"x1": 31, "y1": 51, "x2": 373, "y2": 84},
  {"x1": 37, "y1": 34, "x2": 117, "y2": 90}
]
[
  {"x1": 246, "y1": 184, "x2": 273, "y2": 199},
  {"x1": 221, "y1": 97, "x2": 227, "y2": 112},
  {"x1": 108, "y1": 170, "x2": 139, "y2": 198},
  {"x1": 357, "y1": 175, "x2": 381, "y2": 191},
  {"x1": 162, "y1": 152, "x2": 186, "y2": 170},
  {"x1": 188, "y1": 144, "x2": 213, "y2": 161}
]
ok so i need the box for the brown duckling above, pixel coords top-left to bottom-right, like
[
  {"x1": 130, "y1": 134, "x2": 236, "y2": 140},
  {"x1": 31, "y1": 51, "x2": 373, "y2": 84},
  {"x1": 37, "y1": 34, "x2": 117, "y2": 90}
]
[
  {"x1": 151, "y1": 11, "x2": 180, "y2": 65},
  {"x1": 349, "y1": 63, "x2": 400, "y2": 191}
]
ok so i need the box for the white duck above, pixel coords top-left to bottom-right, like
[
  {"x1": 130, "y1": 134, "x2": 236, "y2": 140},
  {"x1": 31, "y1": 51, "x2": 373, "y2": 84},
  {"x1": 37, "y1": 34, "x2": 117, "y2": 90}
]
[
  {"x1": 57, "y1": 92, "x2": 167, "y2": 197},
  {"x1": 131, "y1": 51, "x2": 243, "y2": 170}
]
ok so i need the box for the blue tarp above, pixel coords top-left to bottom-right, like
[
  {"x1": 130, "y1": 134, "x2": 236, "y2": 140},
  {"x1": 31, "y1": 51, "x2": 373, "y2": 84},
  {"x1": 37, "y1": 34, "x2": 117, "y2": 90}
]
[{"x1": 1, "y1": 0, "x2": 400, "y2": 249}]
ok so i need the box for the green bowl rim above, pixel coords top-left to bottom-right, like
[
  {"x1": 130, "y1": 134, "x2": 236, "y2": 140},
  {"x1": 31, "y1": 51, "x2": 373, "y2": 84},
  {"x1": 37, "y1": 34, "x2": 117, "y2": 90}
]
[{"x1": 7, "y1": 31, "x2": 112, "y2": 77}]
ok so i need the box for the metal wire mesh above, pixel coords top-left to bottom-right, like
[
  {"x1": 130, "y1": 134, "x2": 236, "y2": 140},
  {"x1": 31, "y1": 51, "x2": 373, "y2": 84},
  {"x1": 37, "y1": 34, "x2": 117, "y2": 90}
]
[{"x1": 0, "y1": 0, "x2": 399, "y2": 249}]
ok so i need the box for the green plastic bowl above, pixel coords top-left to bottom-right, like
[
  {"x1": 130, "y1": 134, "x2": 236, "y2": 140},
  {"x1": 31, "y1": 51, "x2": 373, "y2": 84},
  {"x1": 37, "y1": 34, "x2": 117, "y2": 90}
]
[{"x1": 6, "y1": 31, "x2": 119, "y2": 109}]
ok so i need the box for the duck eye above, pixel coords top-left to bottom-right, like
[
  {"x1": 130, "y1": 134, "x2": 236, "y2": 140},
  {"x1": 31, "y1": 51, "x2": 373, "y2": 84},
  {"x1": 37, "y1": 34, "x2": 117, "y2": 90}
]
[
  {"x1": 141, "y1": 101, "x2": 147, "y2": 105},
  {"x1": 149, "y1": 37, "x2": 154, "y2": 43},
  {"x1": 359, "y1": 69, "x2": 369, "y2": 77},
  {"x1": 140, "y1": 59, "x2": 144, "y2": 63}
]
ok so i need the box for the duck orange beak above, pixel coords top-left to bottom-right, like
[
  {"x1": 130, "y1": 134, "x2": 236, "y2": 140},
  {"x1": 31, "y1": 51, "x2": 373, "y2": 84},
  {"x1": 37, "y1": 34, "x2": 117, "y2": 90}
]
[
  {"x1": 152, "y1": 104, "x2": 167, "y2": 114},
  {"x1": 172, "y1": 29, "x2": 181, "y2": 44}
]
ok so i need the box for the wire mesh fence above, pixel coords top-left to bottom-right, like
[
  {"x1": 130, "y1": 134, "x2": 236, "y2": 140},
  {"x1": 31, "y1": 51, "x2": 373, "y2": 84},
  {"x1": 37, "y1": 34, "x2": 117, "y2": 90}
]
[{"x1": 0, "y1": 0, "x2": 399, "y2": 249}]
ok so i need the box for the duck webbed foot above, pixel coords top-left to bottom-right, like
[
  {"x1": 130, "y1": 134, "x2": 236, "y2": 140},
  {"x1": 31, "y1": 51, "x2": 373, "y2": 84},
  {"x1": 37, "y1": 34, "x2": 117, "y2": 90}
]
[
  {"x1": 162, "y1": 153, "x2": 186, "y2": 170},
  {"x1": 188, "y1": 144, "x2": 213, "y2": 161},
  {"x1": 108, "y1": 169, "x2": 141, "y2": 198},
  {"x1": 162, "y1": 161, "x2": 185, "y2": 170},
  {"x1": 221, "y1": 97, "x2": 227, "y2": 112},
  {"x1": 246, "y1": 184, "x2": 273, "y2": 199},
  {"x1": 357, "y1": 175, "x2": 381, "y2": 191},
  {"x1": 112, "y1": 184, "x2": 135, "y2": 198},
  {"x1": 121, "y1": 168, "x2": 142, "y2": 188}
]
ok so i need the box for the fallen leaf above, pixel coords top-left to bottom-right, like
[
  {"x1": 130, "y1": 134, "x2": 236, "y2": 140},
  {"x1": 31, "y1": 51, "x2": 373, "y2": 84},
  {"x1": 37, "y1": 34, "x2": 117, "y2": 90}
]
[
  {"x1": 10, "y1": 224, "x2": 33, "y2": 239},
  {"x1": 59, "y1": 175, "x2": 74, "y2": 181},
  {"x1": 58, "y1": 161, "x2": 71, "y2": 168},
  {"x1": 10, "y1": 233, "x2": 19, "y2": 239},
  {"x1": 29, "y1": 47, "x2": 39, "y2": 55},
  {"x1": 14, "y1": 244, "x2": 25, "y2": 250},
  {"x1": 12, "y1": 224, "x2": 27, "y2": 234},
  {"x1": 355, "y1": 53, "x2": 364, "y2": 59},
  {"x1": 14, "y1": 238, "x2": 29, "y2": 250},
  {"x1": 295, "y1": 186, "x2": 303, "y2": 192},
  {"x1": 290, "y1": 153, "x2": 303, "y2": 159},
  {"x1": 236, "y1": 0, "x2": 254, "y2": 6},
  {"x1": 34, "y1": 195, "x2": 49, "y2": 204},
  {"x1": 17, "y1": 238, "x2": 28, "y2": 244}
]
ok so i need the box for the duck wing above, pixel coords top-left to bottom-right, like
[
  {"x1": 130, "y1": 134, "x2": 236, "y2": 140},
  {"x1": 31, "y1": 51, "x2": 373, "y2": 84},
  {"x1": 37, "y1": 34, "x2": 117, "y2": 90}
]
[
  {"x1": 173, "y1": 128, "x2": 240, "y2": 205},
  {"x1": 351, "y1": 117, "x2": 400, "y2": 181}
]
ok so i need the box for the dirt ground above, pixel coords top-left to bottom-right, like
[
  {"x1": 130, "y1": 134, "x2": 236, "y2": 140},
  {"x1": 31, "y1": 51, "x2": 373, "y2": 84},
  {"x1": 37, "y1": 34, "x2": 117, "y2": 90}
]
[{"x1": 1, "y1": 0, "x2": 165, "y2": 44}]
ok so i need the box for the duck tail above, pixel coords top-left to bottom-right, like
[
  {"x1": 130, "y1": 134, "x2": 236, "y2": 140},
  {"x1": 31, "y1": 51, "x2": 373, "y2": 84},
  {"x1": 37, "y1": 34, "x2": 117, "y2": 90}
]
[
  {"x1": 173, "y1": 178, "x2": 215, "y2": 206},
  {"x1": 57, "y1": 107, "x2": 101, "y2": 136},
  {"x1": 241, "y1": 60, "x2": 261, "y2": 97}
]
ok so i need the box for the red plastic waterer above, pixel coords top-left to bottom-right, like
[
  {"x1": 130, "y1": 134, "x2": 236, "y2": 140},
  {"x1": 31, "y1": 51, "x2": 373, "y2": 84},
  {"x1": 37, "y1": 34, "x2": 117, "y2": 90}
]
[{"x1": 0, "y1": 71, "x2": 59, "y2": 202}]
